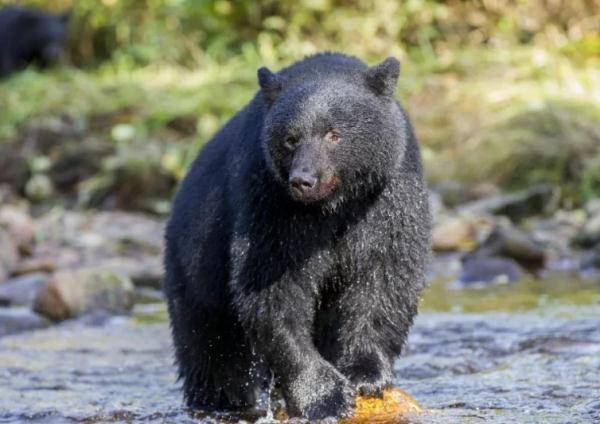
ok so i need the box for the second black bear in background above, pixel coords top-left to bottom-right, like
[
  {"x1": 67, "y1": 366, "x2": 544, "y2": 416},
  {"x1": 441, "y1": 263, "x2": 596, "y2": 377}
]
[
  {"x1": 0, "y1": 6, "x2": 69, "y2": 77},
  {"x1": 164, "y1": 53, "x2": 431, "y2": 420}
]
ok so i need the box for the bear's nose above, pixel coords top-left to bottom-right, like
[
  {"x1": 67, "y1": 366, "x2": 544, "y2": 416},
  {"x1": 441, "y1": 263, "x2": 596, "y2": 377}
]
[{"x1": 290, "y1": 171, "x2": 317, "y2": 194}]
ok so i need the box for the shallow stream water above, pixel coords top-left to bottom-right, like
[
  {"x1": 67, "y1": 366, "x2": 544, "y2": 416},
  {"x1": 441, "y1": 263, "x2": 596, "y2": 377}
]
[{"x1": 0, "y1": 277, "x2": 598, "y2": 423}]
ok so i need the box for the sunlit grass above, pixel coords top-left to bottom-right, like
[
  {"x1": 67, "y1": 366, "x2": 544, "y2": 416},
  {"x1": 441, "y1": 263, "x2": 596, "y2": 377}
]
[
  {"x1": 1, "y1": 45, "x2": 598, "y2": 202},
  {"x1": 421, "y1": 276, "x2": 600, "y2": 313}
]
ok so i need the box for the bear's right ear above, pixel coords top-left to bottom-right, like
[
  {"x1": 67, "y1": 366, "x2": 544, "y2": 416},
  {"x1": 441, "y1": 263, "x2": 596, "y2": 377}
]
[
  {"x1": 365, "y1": 57, "x2": 400, "y2": 97},
  {"x1": 257, "y1": 67, "x2": 283, "y2": 105}
]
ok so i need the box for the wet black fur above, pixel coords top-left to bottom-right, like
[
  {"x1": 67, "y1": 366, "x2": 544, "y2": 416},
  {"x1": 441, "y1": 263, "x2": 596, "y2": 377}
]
[
  {"x1": 0, "y1": 6, "x2": 69, "y2": 77},
  {"x1": 164, "y1": 52, "x2": 431, "y2": 420}
]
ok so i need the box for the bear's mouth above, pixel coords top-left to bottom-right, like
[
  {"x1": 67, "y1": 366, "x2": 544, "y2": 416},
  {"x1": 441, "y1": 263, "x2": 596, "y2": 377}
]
[{"x1": 290, "y1": 175, "x2": 340, "y2": 203}]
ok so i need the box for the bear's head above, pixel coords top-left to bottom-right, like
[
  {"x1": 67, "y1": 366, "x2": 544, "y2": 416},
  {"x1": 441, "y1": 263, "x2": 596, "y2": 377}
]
[{"x1": 259, "y1": 57, "x2": 406, "y2": 207}]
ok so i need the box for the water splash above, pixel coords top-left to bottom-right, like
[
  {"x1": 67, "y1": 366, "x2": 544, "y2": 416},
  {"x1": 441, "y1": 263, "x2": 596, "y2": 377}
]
[{"x1": 255, "y1": 370, "x2": 277, "y2": 423}]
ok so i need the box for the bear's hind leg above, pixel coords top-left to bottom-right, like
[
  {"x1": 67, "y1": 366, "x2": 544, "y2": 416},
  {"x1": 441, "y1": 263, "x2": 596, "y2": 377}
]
[
  {"x1": 170, "y1": 303, "x2": 265, "y2": 411},
  {"x1": 165, "y1": 256, "x2": 265, "y2": 412}
]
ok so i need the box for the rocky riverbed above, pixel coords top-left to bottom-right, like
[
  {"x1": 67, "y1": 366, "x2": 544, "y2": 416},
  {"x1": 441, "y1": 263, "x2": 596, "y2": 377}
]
[
  {"x1": 0, "y1": 301, "x2": 599, "y2": 423},
  {"x1": 0, "y1": 185, "x2": 599, "y2": 423}
]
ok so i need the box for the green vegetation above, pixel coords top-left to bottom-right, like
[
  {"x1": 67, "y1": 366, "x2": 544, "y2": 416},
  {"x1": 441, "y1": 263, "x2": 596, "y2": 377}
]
[
  {"x1": 421, "y1": 277, "x2": 600, "y2": 313},
  {"x1": 0, "y1": 0, "x2": 598, "y2": 211}
]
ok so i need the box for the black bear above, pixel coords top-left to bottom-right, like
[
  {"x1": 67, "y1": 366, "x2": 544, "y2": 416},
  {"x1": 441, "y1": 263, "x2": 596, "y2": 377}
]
[
  {"x1": 164, "y1": 52, "x2": 431, "y2": 420},
  {"x1": 0, "y1": 6, "x2": 69, "y2": 77}
]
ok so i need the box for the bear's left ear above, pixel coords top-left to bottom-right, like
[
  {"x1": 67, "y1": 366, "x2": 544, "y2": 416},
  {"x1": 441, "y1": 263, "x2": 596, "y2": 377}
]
[
  {"x1": 365, "y1": 57, "x2": 400, "y2": 97},
  {"x1": 257, "y1": 67, "x2": 283, "y2": 105}
]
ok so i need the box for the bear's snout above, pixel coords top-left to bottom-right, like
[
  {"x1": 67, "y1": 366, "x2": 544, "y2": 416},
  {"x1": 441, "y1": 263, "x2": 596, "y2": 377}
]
[
  {"x1": 289, "y1": 170, "x2": 338, "y2": 203},
  {"x1": 290, "y1": 169, "x2": 317, "y2": 197}
]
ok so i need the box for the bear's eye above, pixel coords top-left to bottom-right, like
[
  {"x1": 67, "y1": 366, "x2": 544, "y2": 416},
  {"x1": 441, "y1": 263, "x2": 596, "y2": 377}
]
[
  {"x1": 283, "y1": 136, "x2": 299, "y2": 150},
  {"x1": 325, "y1": 131, "x2": 341, "y2": 145}
]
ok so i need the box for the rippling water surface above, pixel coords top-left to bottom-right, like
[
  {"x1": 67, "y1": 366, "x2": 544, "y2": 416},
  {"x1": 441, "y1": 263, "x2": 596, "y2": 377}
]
[{"x1": 0, "y1": 278, "x2": 599, "y2": 423}]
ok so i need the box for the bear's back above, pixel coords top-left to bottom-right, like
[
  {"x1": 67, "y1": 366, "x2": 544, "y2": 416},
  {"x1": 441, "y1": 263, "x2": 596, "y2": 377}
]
[{"x1": 0, "y1": 7, "x2": 42, "y2": 34}]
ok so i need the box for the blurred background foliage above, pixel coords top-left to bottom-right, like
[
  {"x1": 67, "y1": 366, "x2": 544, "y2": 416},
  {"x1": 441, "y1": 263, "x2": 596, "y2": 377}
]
[{"x1": 0, "y1": 0, "x2": 598, "y2": 213}]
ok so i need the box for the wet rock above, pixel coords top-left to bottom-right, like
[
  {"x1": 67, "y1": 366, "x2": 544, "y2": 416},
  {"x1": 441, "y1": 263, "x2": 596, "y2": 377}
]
[
  {"x1": 0, "y1": 229, "x2": 20, "y2": 283},
  {"x1": 433, "y1": 216, "x2": 475, "y2": 251},
  {"x1": 575, "y1": 201, "x2": 600, "y2": 248},
  {"x1": 0, "y1": 273, "x2": 50, "y2": 307},
  {"x1": 530, "y1": 210, "x2": 586, "y2": 257},
  {"x1": 0, "y1": 206, "x2": 36, "y2": 255},
  {"x1": 87, "y1": 211, "x2": 164, "y2": 255},
  {"x1": 455, "y1": 256, "x2": 523, "y2": 287},
  {"x1": 13, "y1": 258, "x2": 56, "y2": 275},
  {"x1": 432, "y1": 215, "x2": 494, "y2": 252},
  {"x1": 475, "y1": 224, "x2": 547, "y2": 269},
  {"x1": 33, "y1": 269, "x2": 135, "y2": 321},
  {"x1": 461, "y1": 184, "x2": 559, "y2": 222},
  {"x1": 0, "y1": 307, "x2": 50, "y2": 337},
  {"x1": 26, "y1": 210, "x2": 164, "y2": 286},
  {"x1": 580, "y1": 246, "x2": 600, "y2": 281}
]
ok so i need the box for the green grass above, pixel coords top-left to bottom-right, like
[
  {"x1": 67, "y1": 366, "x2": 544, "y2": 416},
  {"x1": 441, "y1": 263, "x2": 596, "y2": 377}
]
[
  {"x1": 1, "y1": 44, "x2": 598, "y2": 206},
  {"x1": 421, "y1": 276, "x2": 600, "y2": 313}
]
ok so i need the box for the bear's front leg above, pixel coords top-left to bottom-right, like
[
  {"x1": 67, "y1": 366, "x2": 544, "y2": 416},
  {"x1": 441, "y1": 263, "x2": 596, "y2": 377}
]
[
  {"x1": 333, "y1": 270, "x2": 418, "y2": 397},
  {"x1": 233, "y1": 279, "x2": 356, "y2": 420},
  {"x1": 286, "y1": 355, "x2": 357, "y2": 419}
]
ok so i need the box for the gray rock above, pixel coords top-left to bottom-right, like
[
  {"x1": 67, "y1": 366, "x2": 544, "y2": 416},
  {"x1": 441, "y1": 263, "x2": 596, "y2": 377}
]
[
  {"x1": 25, "y1": 210, "x2": 164, "y2": 287},
  {"x1": 585, "y1": 199, "x2": 600, "y2": 217},
  {"x1": 0, "y1": 273, "x2": 50, "y2": 307},
  {"x1": 456, "y1": 256, "x2": 523, "y2": 288},
  {"x1": 0, "y1": 229, "x2": 19, "y2": 283},
  {"x1": 0, "y1": 307, "x2": 50, "y2": 337},
  {"x1": 87, "y1": 211, "x2": 164, "y2": 255},
  {"x1": 461, "y1": 184, "x2": 559, "y2": 222},
  {"x1": 0, "y1": 206, "x2": 35, "y2": 255},
  {"x1": 33, "y1": 269, "x2": 135, "y2": 321},
  {"x1": 580, "y1": 246, "x2": 600, "y2": 281},
  {"x1": 89, "y1": 257, "x2": 163, "y2": 288},
  {"x1": 575, "y1": 206, "x2": 600, "y2": 248},
  {"x1": 432, "y1": 215, "x2": 495, "y2": 252},
  {"x1": 530, "y1": 210, "x2": 586, "y2": 257},
  {"x1": 475, "y1": 224, "x2": 547, "y2": 269}
]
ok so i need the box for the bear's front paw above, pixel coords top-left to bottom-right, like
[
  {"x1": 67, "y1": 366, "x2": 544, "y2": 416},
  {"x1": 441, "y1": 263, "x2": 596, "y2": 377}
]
[
  {"x1": 339, "y1": 352, "x2": 393, "y2": 397},
  {"x1": 354, "y1": 377, "x2": 390, "y2": 397},
  {"x1": 287, "y1": 362, "x2": 356, "y2": 420}
]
